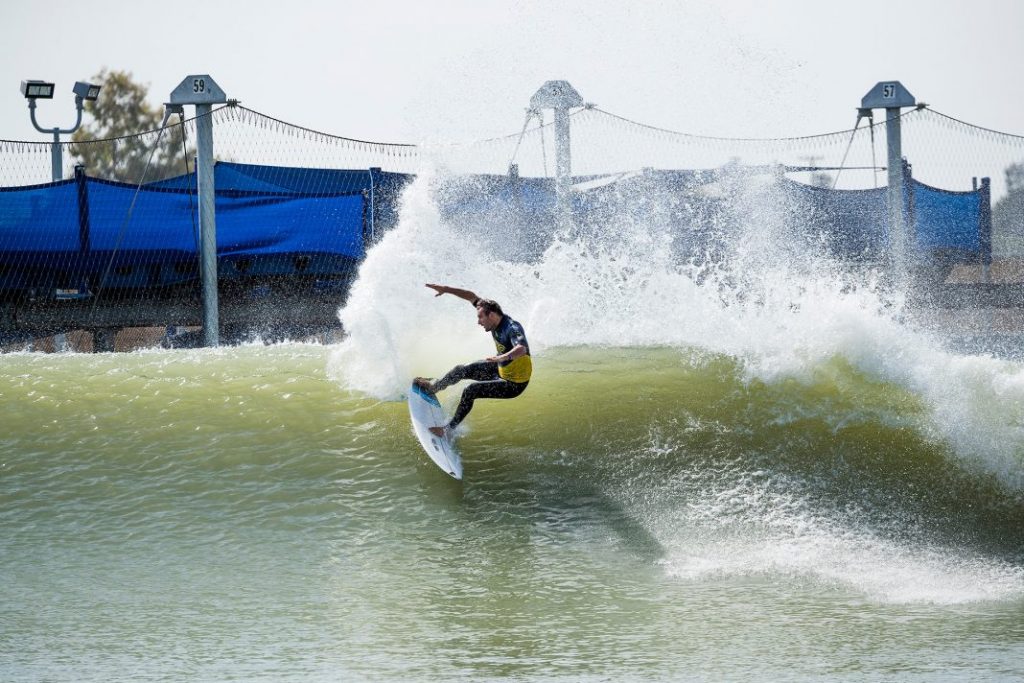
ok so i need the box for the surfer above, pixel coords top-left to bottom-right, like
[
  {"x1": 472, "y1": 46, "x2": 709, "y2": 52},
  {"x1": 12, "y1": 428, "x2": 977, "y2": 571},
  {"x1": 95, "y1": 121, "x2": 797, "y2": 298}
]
[{"x1": 415, "y1": 283, "x2": 531, "y2": 438}]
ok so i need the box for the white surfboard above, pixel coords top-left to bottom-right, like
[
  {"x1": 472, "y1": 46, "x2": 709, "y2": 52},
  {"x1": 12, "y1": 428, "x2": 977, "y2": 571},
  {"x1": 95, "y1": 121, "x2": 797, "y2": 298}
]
[{"x1": 407, "y1": 382, "x2": 463, "y2": 480}]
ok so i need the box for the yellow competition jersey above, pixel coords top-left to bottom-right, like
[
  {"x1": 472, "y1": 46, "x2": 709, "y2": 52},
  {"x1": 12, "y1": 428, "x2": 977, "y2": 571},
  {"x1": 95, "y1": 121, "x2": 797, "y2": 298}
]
[{"x1": 492, "y1": 315, "x2": 532, "y2": 383}]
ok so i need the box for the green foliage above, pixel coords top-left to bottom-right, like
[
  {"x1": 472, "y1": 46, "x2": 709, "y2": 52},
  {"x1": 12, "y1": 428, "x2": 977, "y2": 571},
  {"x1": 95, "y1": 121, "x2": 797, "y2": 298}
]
[
  {"x1": 1005, "y1": 162, "x2": 1024, "y2": 194},
  {"x1": 70, "y1": 68, "x2": 193, "y2": 183},
  {"x1": 993, "y1": 162, "x2": 1024, "y2": 255}
]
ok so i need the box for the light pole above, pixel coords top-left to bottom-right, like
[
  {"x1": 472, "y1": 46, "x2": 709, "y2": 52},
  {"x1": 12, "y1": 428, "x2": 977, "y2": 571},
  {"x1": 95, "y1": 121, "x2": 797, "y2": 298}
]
[{"x1": 21, "y1": 79, "x2": 102, "y2": 181}]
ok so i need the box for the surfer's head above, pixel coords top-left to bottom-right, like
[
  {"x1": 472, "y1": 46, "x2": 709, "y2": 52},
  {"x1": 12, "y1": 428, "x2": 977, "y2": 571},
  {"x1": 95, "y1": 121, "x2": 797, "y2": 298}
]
[{"x1": 475, "y1": 299, "x2": 503, "y2": 332}]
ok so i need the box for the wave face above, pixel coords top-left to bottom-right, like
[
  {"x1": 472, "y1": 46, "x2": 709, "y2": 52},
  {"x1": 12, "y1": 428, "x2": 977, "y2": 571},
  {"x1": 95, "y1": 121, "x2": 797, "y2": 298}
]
[
  {"x1": 3, "y1": 343, "x2": 1023, "y2": 680},
  {"x1": 333, "y1": 170, "x2": 1024, "y2": 492}
]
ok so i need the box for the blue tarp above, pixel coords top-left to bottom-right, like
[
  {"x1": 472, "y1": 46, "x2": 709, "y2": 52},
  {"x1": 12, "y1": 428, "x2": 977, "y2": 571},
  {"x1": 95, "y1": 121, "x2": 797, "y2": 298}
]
[
  {"x1": 0, "y1": 166, "x2": 367, "y2": 292},
  {"x1": 780, "y1": 175, "x2": 982, "y2": 258},
  {"x1": 147, "y1": 161, "x2": 409, "y2": 242},
  {"x1": 0, "y1": 180, "x2": 81, "y2": 253},
  {"x1": 148, "y1": 161, "x2": 379, "y2": 195},
  {"x1": 911, "y1": 179, "x2": 981, "y2": 253},
  {"x1": 88, "y1": 178, "x2": 365, "y2": 257},
  {"x1": 781, "y1": 178, "x2": 889, "y2": 257},
  {"x1": 0, "y1": 161, "x2": 989, "y2": 296}
]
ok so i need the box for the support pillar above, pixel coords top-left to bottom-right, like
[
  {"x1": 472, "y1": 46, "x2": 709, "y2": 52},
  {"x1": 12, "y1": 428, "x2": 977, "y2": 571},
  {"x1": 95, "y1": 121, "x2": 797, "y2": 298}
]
[
  {"x1": 860, "y1": 81, "x2": 916, "y2": 280},
  {"x1": 979, "y1": 177, "x2": 992, "y2": 283},
  {"x1": 93, "y1": 328, "x2": 117, "y2": 353},
  {"x1": 167, "y1": 75, "x2": 228, "y2": 347},
  {"x1": 530, "y1": 81, "x2": 584, "y2": 223}
]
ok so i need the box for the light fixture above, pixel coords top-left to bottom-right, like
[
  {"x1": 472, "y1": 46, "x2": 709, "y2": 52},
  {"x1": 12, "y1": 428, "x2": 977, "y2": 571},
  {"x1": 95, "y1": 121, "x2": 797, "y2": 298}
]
[
  {"x1": 20, "y1": 80, "x2": 55, "y2": 100},
  {"x1": 21, "y1": 78, "x2": 104, "y2": 181},
  {"x1": 72, "y1": 81, "x2": 101, "y2": 102}
]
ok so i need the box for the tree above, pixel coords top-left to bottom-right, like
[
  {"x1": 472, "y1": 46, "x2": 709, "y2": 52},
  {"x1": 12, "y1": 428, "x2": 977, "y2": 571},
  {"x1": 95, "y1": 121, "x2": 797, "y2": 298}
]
[
  {"x1": 71, "y1": 68, "x2": 193, "y2": 183},
  {"x1": 1005, "y1": 162, "x2": 1024, "y2": 194},
  {"x1": 993, "y1": 162, "x2": 1024, "y2": 256}
]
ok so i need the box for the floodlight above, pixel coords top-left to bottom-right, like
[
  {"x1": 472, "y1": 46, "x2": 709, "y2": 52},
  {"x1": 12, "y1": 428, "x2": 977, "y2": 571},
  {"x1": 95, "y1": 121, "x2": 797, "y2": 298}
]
[
  {"x1": 22, "y1": 79, "x2": 103, "y2": 181},
  {"x1": 20, "y1": 80, "x2": 55, "y2": 99},
  {"x1": 72, "y1": 81, "x2": 101, "y2": 101}
]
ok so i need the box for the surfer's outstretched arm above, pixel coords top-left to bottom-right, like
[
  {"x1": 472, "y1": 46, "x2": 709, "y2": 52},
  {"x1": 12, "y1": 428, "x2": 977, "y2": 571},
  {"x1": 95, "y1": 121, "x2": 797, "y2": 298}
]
[{"x1": 425, "y1": 283, "x2": 480, "y2": 305}]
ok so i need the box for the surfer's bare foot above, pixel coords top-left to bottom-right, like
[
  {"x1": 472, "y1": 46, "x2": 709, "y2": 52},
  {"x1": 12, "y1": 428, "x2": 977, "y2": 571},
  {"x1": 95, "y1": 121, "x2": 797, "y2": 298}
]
[
  {"x1": 413, "y1": 377, "x2": 435, "y2": 394},
  {"x1": 428, "y1": 426, "x2": 447, "y2": 438}
]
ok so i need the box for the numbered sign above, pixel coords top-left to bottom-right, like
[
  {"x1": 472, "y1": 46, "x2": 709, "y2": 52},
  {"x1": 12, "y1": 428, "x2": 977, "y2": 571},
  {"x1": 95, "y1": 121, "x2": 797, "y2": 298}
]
[
  {"x1": 168, "y1": 74, "x2": 227, "y2": 106},
  {"x1": 860, "y1": 81, "x2": 916, "y2": 110}
]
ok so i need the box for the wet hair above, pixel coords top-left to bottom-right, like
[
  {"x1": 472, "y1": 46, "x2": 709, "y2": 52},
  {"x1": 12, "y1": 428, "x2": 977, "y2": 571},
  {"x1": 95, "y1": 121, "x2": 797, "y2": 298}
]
[{"x1": 474, "y1": 298, "x2": 504, "y2": 317}]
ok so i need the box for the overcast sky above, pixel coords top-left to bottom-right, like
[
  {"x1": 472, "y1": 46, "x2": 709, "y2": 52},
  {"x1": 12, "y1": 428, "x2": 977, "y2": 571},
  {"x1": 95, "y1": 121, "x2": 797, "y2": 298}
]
[{"x1": 3, "y1": 0, "x2": 1022, "y2": 144}]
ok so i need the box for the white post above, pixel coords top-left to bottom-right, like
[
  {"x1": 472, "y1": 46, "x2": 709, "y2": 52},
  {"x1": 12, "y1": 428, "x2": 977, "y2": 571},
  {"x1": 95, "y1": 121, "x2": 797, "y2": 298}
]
[
  {"x1": 885, "y1": 108, "x2": 906, "y2": 275},
  {"x1": 860, "y1": 81, "x2": 916, "y2": 281},
  {"x1": 530, "y1": 81, "x2": 584, "y2": 221},
  {"x1": 195, "y1": 103, "x2": 219, "y2": 346},
  {"x1": 167, "y1": 75, "x2": 228, "y2": 347}
]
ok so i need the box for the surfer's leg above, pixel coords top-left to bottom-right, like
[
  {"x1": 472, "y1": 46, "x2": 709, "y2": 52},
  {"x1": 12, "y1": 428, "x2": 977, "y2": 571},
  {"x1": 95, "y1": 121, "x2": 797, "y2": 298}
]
[
  {"x1": 449, "y1": 379, "x2": 528, "y2": 429},
  {"x1": 433, "y1": 360, "x2": 499, "y2": 392}
]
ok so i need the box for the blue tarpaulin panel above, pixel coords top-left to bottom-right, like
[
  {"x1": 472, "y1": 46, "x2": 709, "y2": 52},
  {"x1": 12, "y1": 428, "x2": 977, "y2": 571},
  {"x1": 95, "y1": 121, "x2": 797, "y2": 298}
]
[
  {"x1": 0, "y1": 180, "x2": 81, "y2": 253},
  {"x1": 148, "y1": 161, "x2": 379, "y2": 195},
  {"x1": 781, "y1": 176, "x2": 983, "y2": 257},
  {"x1": 86, "y1": 180, "x2": 365, "y2": 257},
  {"x1": 0, "y1": 161, "x2": 988, "y2": 297},
  {"x1": 779, "y1": 178, "x2": 889, "y2": 258},
  {"x1": 910, "y1": 179, "x2": 980, "y2": 253},
  {"x1": 0, "y1": 169, "x2": 367, "y2": 292},
  {"x1": 150, "y1": 161, "x2": 409, "y2": 244}
]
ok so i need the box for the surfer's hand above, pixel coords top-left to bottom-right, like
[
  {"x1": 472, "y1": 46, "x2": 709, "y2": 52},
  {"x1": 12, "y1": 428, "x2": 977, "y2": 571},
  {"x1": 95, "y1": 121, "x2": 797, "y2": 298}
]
[{"x1": 425, "y1": 284, "x2": 478, "y2": 304}]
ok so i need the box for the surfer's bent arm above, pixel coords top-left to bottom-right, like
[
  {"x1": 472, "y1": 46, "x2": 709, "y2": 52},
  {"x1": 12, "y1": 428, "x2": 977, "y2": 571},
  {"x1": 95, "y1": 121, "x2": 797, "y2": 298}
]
[
  {"x1": 425, "y1": 283, "x2": 481, "y2": 305},
  {"x1": 487, "y1": 344, "x2": 527, "y2": 364}
]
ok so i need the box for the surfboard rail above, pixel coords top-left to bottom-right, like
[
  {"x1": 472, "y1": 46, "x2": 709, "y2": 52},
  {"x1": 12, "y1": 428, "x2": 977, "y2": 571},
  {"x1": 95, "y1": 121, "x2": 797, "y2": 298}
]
[{"x1": 407, "y1": 382, "x2": 463, "y2": 479}]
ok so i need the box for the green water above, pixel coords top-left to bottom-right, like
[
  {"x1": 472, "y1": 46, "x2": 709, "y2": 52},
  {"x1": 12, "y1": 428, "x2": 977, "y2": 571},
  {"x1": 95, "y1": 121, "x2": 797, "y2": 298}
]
[{"x1": 2, "y1": 344, "x2": 1023, "y2": 681}]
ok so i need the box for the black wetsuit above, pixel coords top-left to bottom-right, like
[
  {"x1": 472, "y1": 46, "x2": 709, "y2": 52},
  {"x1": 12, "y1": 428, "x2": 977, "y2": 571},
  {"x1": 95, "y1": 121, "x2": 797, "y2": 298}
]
[{"x1": 434, "y1": 315, "x2": 531, "y2": 429}]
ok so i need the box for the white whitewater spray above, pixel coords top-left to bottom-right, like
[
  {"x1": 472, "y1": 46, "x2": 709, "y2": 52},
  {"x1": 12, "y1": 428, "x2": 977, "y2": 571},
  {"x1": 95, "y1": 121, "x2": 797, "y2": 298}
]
[{"x1": 331, "y1": 168, "x2": 1024, "y2": 491}]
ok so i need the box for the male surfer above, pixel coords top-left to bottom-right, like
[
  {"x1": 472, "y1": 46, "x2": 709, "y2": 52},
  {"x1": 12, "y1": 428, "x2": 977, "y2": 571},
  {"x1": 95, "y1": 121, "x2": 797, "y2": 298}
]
[{"x1": 415, "y1": 283, "x2": 531, "y2": 438}]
